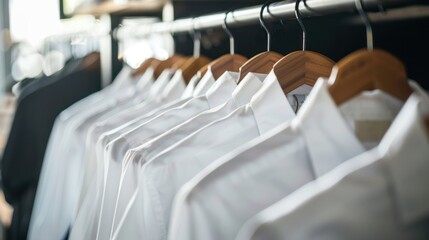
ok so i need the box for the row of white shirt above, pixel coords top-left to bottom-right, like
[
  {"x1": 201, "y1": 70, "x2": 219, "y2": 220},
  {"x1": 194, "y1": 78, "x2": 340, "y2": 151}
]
[{"x1": 28, "y1": 63, "x2": 429, "y2": 240}]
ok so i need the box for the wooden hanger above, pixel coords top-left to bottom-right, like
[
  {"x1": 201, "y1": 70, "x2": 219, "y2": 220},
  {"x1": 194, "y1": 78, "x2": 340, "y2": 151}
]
[
  {"x1": 238, "y1": 1, "x2": 283, "y2": 81},
  {"x1": 82, "y1": 52, "x2": 101, "y2": 71},
  {"x1": 131, "y1": 58, "x2": 160, "y2": 77},
  {"x1": 196, "y1": 54, "x2": 248, "y2": 80},
  {"x1": 153, "y1": 55, "x2": 186, "y2": 79},
  {"x1": 186, "y1": 56, "x2": 244, "y2": 92},
  {"x1": 179, "y1": 56, "x2": 212, "y2": 84},
  {"x1": 192, "y1": 55, "x2": 244, "y2": 87},
  {"x1": 328, "y1": 0, "x2": 412, "y2": 105},
  {"x1": 239, "y1": 52, "x2": 283, "y2": 81},
  {"x1": 171, "y1": 57, "x2": 189, "y2": 71},
  {"x1": 171, "y1": 27, "x2": 212, "y2": 84},
  {"x1": 198, "y1": 63, "x2": 210, "y2": 78},
  {"x1": 203, "y1": 11, "x2": 248, "y2": 80},
  {"x1": 273, "y1": 0, "x2": 334, "y2": 94},
  {"x1": 273, "y1": 51, "x2": 334, "y2": 94},
  {"x1": 328, "y1": 49, "x2": 412, "y2": 106},
  {"x1": 209, "y1": 54, "x2": 248, "y2": 79}
]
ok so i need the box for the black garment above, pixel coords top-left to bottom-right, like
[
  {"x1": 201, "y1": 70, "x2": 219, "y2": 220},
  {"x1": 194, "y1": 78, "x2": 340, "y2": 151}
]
[
  {"x1": 11, "y1": 77, "x2": 39, "y2": 97},
  {"x1": 1, "y1": 52, "x2": 102, "y2": 240}
]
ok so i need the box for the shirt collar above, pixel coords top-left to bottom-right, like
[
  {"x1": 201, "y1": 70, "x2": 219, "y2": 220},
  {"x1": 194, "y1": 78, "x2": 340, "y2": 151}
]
[
  {"x1": 162, "y1": 69, "x2": 187, "y2": 101},
  {"x1": 112, "y1": 66, "x2": 133, "y2": 89},
  {"x1": 232, "y1": 73, "x2": 266, "y2": 106},
  {"x1": 249, "y1": 70, "x2": 296, "y2": 134},
  {"x1": 149, "y1": 69, "x2": 172, "y2": 98},
  {"x1": 181, "y1": 74, "x2": 200, "y2": 99},
  {"x1": 116, "y1": 67, "x2": 141, "y2": 93},
  {"x1": 205, "y1": 71, "x2": 239, "y2": 107},
  {"x1": 136, "y1": 67, "x2": 155, "y2": 92},
  {"x1": 294, "y1": 78, "x2": 421, "y2": 179},
  {"x1": 292, "y1": 79, "x2": 368, "y2": 177},
  {"x1": 379, "y1": 85, "x2": 429, "y2": 226},
  {"x1": 193, "y1": 70, "x2": 216, "y2": 97},
  {"x1": 114, "y1": 71, "x2": 143, "y2": 102}
]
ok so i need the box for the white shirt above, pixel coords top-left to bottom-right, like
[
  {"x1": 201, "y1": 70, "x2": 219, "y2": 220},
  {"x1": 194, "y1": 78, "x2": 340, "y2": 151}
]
[
  {"x1": 95, "y1": 71, "x2": 216, "y2": 150},
  {"x1": 181, "y1": 74, "x2": 201, "y2": 98},
  {"x1": 73, "y1": 72, "x2": 214, "y2": 229},
  {"x1": 115, "y1": 72, "x2": 266, "y2": 203},
  {"x1": 168, "y1": 79, "x2": 416, "y2": 240},
  {"x1": 237, "y1": 91, "x2": 429, "y2": 240},
  {"x1": 110, "y1": 72, "x2": 267, "y2": 238},
  {"x1": 87, "y1": 70, "x2": 215, "y2": 160},
  {"x1": 91, "y1": 71, "x2": 238, "y2": 240},
  {"x1": 93, "y1": 70, "x2": 216, "y2": 184},
  {"x1": 85, "y1": 70, "x2": 211, "y2": 161},
  {"x1": 78, "y1": 70, "x2": 193, "y2": 208},
  {"x1": 75, "y1": 67, "x2": 155, "y2": 199},
  {"x1": 28, "y1": 66, "x2": 143, "y2": 240},
  {"x1": 73, "y1": 98, "x2": 194, "y2": 240},
  {"x1": 31, "y1": 67, "x2": 187, "y2": 240},
  {"x1": 84, "y1": 69, "x2": 196, "y2": 168},
  {"x1": 57, "y1": 65, "x2": 135, "y2": 119},
  {"x1": 50, "y1": 69, "x2": 159, "y2": 227},
  {"x1": 68, "y1": 70, "x2": 188, "y2": 240},
  {"x1": 113, "y1": 71, "x2": 297, "y2": 240},
  {"x1": 192, "y1": 70, "x2": 218, "y2": 97}
]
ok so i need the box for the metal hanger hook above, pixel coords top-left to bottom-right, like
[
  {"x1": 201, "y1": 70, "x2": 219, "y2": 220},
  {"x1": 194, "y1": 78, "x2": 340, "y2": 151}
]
[
  {"x1": 168, "y1": 21, "x2": 175, "y2": 38},
  {"x1": 377, "y1": 0, "x2": 385, "y2": 13},
  {"x1": 223, "y1": 10, "x2": 235, "y2": 55},
  {"x1": 259, "y1": 1, "x2": 274, "y2": 52},
  {"x1": 355, "y1": 0, "x2": 374, "y2": 50},
  {"x1": 190, "y1": 17, "x2": 201, "y2": 58},
  {"x1": 295, "y1": 0, "x2": 307, "y2": 51},
  {"x1": 266, "y1": 1, "x2": 289, "y2": 47},
  {"x1": 168, "y1": 22, "x2": 176, "y2": 56}
]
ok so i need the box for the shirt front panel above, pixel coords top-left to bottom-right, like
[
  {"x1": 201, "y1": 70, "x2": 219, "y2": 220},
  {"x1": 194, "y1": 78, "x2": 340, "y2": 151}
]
[
  {"x1": 113, "y1": 72, "x2": 265, "y2": 235},
  {"x1": 100, "y1": 71, "x2": 240, "y2": 238},
  {"x1": 113, "y1": 73, "x2": 296, "y2": 240},
  {"x1": 29, "y1": 69, "x2": 140, "y2": 240},
  {"x1": 95, "y1": 97, "x2": 213, "y2": 240},
  {"x1": 238, "y1": 93, "x2": 429, "y2": 240},
  {"x1": 168, "y1": 79, "x2": 408, "y2": 240}
]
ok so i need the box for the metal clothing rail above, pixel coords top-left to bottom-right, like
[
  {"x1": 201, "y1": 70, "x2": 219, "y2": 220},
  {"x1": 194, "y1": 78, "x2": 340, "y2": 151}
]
[{"x1": 116, "y1": 0, "x2": 414, "y2": 39}]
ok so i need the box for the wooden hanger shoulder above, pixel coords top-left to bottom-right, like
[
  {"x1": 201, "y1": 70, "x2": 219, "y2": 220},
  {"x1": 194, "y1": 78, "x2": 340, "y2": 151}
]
[
  {"x1": 328, "y1": 49, "x2": 413, "y2": 105},
  {"x1": 209, "y1": 54, "x2": 248, "y2": 79},
  {"x1": 197, "y1": 63, "x2": 210, "y2": 78},
  {"x1": 131, "y1": 58, "x2": 160, "y2": 77},
  {"x1": 154, "y1": 55, "x2": 186, "y2": 79},
  {"x1": 170, "y1": 57, "x2": 188, "y2": 70},
  {"x1": 238, "y1": 51, "x2": 283, "y2": 81},
  {"x1": 180, "y1": 56, "x2": 212, "y2": 84},
  {"x1": 273, "y1": 50, "x2": 334, "y2": 94},
  {"x1": 82, "y1": 52, "x2": 101, "y2": 71}
]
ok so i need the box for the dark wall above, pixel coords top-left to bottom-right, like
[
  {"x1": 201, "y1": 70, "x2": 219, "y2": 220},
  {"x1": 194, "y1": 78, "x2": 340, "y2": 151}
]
[{"x1": 173, "y1": 0, "x2": 265, "y2": 19}]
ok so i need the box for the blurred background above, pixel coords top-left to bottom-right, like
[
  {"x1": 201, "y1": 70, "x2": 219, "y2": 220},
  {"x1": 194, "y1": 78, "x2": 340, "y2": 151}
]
[{"x1": 0, "y1": 0, "x2": 428, "y2": 239}]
